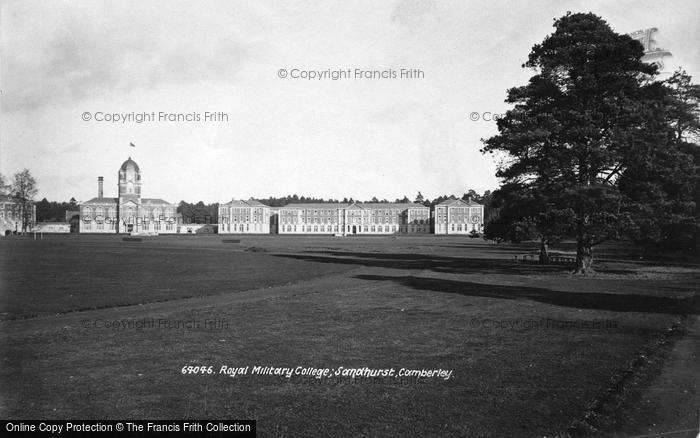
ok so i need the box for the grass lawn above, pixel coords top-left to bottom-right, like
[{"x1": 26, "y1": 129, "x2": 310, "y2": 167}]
[{"x1": 0, "y1": 234, "x2": 697, "y2": 437}]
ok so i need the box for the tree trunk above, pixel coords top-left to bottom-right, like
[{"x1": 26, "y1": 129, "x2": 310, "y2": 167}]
[
  {"x1": 538, "y1": 237, "x2": 550, "y2": 264},
  {"x1": 574, "y1": 238, "x2": 595, "y2": 275}
]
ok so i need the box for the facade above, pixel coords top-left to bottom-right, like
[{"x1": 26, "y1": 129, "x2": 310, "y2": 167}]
[
  {"x1": 80, "y1": 157, "x2": 179, "y2": 234},
  {"x1": 277, "y1": 202, "x2": 430, "y2": 235},
  {"x1": 433, "y1": 198, "x2": 484, "y2": 235},
  {"x1": 73, "y1": 158, "x2": 486, "y2": 237},
  {"x1": 218, "y1": 199, "x2": 271, "y2": 234},
  {"x1": 1, "y1": 195, "x2": 36, "y2": 236}
]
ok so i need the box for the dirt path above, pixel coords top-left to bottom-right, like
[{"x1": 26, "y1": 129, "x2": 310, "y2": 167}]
[{"x1": 615, "y1": 315, "x2": 699, "y2": 438}]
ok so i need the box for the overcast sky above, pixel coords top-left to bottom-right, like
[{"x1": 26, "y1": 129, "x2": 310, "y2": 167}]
[{"x1": 1, "y1": 0, "x2": 698, "y2": 203}]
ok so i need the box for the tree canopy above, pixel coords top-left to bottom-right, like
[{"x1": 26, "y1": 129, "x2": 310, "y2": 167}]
[{"x1": 482, "y1": 12, "x2": 699, "y2": 273}]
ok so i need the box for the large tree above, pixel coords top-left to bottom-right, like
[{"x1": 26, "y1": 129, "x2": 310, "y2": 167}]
[
  {"x1": 11, "y1": 169, "x2": 38, "y2": 233},
  {"x1": 482, "y1": 12, "x2": 692, "y2": 274}
]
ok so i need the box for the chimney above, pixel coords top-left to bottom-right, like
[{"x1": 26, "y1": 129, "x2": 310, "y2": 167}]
[{"x1": 98, "y1": 177, "x2": 104, "y2": 198}]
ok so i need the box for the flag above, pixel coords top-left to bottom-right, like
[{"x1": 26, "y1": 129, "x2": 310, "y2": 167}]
[{"x1": 130, "y1": 142, "x2": 135, "y2": 147}]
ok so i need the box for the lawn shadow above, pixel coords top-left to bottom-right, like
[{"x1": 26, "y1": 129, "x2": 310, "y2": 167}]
[
  {"x1": 353, "y1": 274, "x2": 699, "y2": 315},
  {"x1": 274, "y1": 250, "x2": 575, "y2": 275}
]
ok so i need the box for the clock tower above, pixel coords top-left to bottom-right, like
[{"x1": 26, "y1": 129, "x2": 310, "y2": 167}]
[{"x1": 118, "y1": 157, "x2": 141, "y2": 232}]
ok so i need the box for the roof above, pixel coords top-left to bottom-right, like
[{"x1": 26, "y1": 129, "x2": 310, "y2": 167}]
[
  {"x1": 245, "y1": 200, "x2": 267, "y2": 206},
  {"x1": 141, "y1": 198, "x2": 175, "y2": 205},
  {"x1": 82, "y1": 197, "x2": 118, "y2": 205},
  {"x1": 80, "y1": 197, "x2": 174, "y2": 205},
  {"x1": 437, "y1": 198, "x2": 483, "y2": 207},
  {"x1": 280, "y1": 203, "x2": 351, "y2": 209},
  {"x1": 120, "y1": 157, "x2": 140, "y2": 172},
  {"x1": 280, "y1": 202, "x2": 428, "y2": 210},
  {"x1": 360, "y1": 202, "x2": 428, "y2": 209},
  {"x1": 220, "y1": 199, "x2": 270, "y2": 207}
]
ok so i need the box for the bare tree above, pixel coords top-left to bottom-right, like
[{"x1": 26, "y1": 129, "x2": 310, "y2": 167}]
[{"x1": 11, "y1": 169, "x2": 38, "y2": 233}]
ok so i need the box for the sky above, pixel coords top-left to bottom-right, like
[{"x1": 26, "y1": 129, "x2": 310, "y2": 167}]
[{"x1": 1, "y1": 0, "x2": 699, "y2": 204}]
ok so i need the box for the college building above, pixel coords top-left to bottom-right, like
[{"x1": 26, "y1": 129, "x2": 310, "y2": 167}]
[
  {"x1": 218, "y1": 199, "x2": 270, "y2": 234},
  {"x1": 1, "y1": 194, "x2": 36, "y2": 236},
  {"x1": 433, "y1": 198, "x2": 484, "y2": 235},
  {"x1": 275, "y1": 202, "x2": 431, "y2": 235},
  {"x1": 79, "y1": 157, "x2": 179, "y2": 234},
  {"x1": 75, "y1": 157, "x2": 484, "y2": 236}
]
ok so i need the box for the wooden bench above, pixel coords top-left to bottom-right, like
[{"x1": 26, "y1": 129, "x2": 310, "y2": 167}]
[{"x1": 516, "y1": 254, "x2": 576, "y2": 265}]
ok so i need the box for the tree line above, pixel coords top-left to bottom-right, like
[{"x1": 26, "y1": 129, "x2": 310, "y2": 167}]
[{"x1": 254, "y1": 190, "x2": 493, "y2": 209}]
